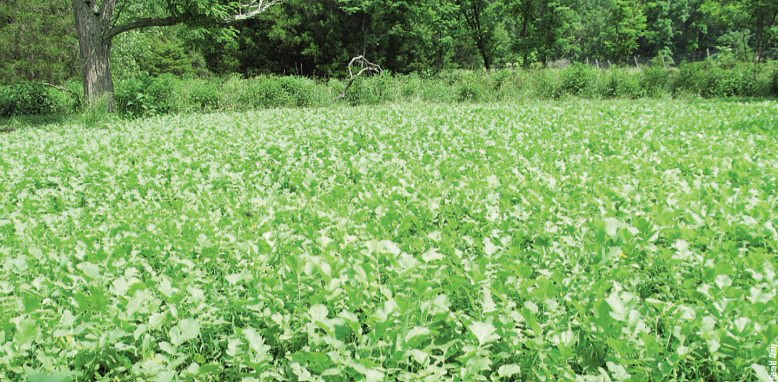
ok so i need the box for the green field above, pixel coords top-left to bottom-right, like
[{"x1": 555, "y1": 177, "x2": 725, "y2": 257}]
[{"x1": 1, "y1": 99, "x2": 777, "y2": 381}]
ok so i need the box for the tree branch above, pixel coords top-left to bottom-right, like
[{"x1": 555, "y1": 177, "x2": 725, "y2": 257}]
[
  {"x1": 336, "y1": 55, "x2": 383, "y2": 101},
  {"x1": 233, "y1": 0, "x2": 283, "y2": 21},
  {"x1": 107, "y1": 16, "x2": 184, "y2": 39},
  {"x1": 42, "y1": 82, "x2": 80, "y2": 99},
  {"x1": 107, "y1": 0, "x2": 284, "y2": 39}
]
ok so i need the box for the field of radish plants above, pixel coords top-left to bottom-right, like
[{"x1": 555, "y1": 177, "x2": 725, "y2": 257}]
[{"x1": 0, "y1": 99, "x2": 777, "y2": 381}]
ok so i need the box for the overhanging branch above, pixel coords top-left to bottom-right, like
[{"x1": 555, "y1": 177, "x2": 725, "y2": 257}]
[
  {"x1": 233, "y1": 0, "x2": 283, "y2": 21},
  {"x1": 107, "y1": 16, "x2": 183, "y2": 40},
  {"x1": 107, "y1": 0, "x2": 284, "y2": 40}
]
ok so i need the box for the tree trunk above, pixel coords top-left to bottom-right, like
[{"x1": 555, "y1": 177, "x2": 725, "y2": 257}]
[
  {"x1": 478, "y1": 41, "x2": 491, "y2": 70},
  {"x1": 73, "y1": 0, "x2": 115, "y2": 109},
  {"x1": 519, "y1": 1, "x2": 532, "y2": 69}
]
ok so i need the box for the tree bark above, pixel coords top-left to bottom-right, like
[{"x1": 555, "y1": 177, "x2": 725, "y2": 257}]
[
  {"x1": 71, "y1": 0, "x2": 282, "y2": 109},
  {"x1": 73, "y1": 0, "x2": 115, "y2": 109},
  {"x1": 477, "y1": 41, "x2": 491, "y2": 70}
]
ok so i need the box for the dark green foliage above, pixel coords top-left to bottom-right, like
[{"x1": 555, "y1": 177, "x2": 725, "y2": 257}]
[
  {"x1": 344, "y1": 74, "x2": 395, "y2": 106},
  {"x1": 673, "y1": 61, "x2": 774, "y2": 97},
  {"x1": 454, "y1": 73, "x2": 493, "y2": 102},
  {"x1": 188, "y1": 81, "x2": 221, "y2": 111},
  {"x1": 640, "y1": 66, "x2": 671, "y2": 97},
  {"x1": 599, "y1": 69, "x2": 642, "y2": 98},
  {"x1": 239, "y1": 76, "x2": 324, "y2": 108},
  {"x1": 772, "y1": 67, "x2": 778, "y2": 96},
  {"x1": 457, "y1": 82, "x2": 484, "y2": 102},
  {"x1": 0, "y1": 87, "x2": 13, "y2": 117},
  {"x1": 673, "y1": 63, "x2": 708, "y2": 96},
  {"x1": 137, "y1": 38, "x2": 199, "y2": 78},
  {"x1": 0, "y1": 0, "x2": 78, "y2": 85},
  {"x1": 0, "y1": 83, "x2": 61, "y2": 117},
  {"x1": 245, "y1": 77, "x2": 294, "y2": 108},
  {"x1": 115, "y1": 75, "x2": 176, "y2": 117},
  {"x1": 559, "y1": 64, "x2": 598, "y2": 96},
  {"x1": 276, "y1": 77, "x2": 320, "y2": 107},
  {"x1": 25, "y1": 64, "x2": 778, "y2": 119},
  {"x1": 528, "y1": 70, "x2": 561, "y2": 99}
]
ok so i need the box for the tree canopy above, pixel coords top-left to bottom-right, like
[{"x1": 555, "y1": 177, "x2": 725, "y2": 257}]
[{"x1": 0, "y1": 0, "x2": 775, "y2": 86}]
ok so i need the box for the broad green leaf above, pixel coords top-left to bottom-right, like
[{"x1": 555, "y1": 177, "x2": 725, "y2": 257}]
[{"x1": 469, "y1": 322, "x2": 499, "y2": 346}]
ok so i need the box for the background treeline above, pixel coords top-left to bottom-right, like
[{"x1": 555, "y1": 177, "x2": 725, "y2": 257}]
[
  {"x1": 0, "y1": 0, "x2": 776, "y2": 118},
  {"x1": 1, "y1": 0, "x2": 776, "y2": 83}
]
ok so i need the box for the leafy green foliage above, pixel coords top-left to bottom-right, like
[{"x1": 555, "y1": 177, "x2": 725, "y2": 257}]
[
  {"x1": 558, "y1": 64, "x2": 598, "y2": 96},
  {"x1": 136, "y1": 37, "x2": 201, "y2": 78},
  {"x1": 1, "y1": 100, "x2": 777, "y2": 380},
  {"x1": 0, "y1": 0, "x2": 78, "y2": 85},
  {"x1": 599, "y1": 69, "x2": 643, "y2": 98},
  {"x1": 114, "y1": 75, "x2": 176, "y2": 117},
  {"x1": 0, "y1": 83, "x2": 66, "y2": 117}
]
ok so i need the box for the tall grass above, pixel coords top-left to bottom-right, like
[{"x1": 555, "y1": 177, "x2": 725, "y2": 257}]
[{"x1": 2, "y1": 61, "x2": 776, "y2": 119}]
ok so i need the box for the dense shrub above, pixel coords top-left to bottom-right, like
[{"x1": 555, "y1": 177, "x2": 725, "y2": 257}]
[
  {"x1": 232, "y1": 76, "x2": 330, "y2": 109},
  {"x1": 250, "y1": 76, "x2": 295, "y2": 108},
  {"x1": 187, "y1": 80, "x2": 220, "y2": 111},
  {"x1": 599, "y1": 69, "x2": 642, "y2": 98},
  {"x1": 673, "y1": 63, "x2": 707, "y2": 96},
  {"x1": 0, "y1": 86, "x2": 13, "y2": 117},
  {"x1": 8, "y1": 63, "x2": 776, "y2": 119},
  {"x1": 344, "y1": 73, "x2": 395, "y2": 105},
  {"x1": 772, "y1": 67, "x2": 778, "y2": 96},
  {"x1": 641, "y1": 66, "x2": 671, "y2": 97},
  {"x1": 528, "y1": 70, "x2": 560, "y2": 99},
  {"x1": 276, "y1": 76, "x2": 324, "y2": 107},
  {"x1": 0, "y1": 83, "x2": 58, "y2": 117},
  {"x1": 115, "y1": 74, "x2": 175, "y2": 116},
  {"x1": 559, "y1": 64, "x2": 597, "y2": 96},
  {"x1": 672, "y1": 61, "x2": 774, "y2": 98},
  {"x1": 455, "y1": 72, "x2": 493, "y2": 102},
  {"x1": 734, "y1": 67, "x2": 761, "y2": 96}
]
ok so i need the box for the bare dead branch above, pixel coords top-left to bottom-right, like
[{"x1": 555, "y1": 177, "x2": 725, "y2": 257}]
[
  {"x1": 233, "y1": 0, "x2": 283, "y2": 21},
  {"x1": 336, "y1": 55, "x2": 383, "y2": 101}
]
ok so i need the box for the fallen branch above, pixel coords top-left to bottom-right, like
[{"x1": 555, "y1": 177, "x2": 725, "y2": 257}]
[
  {"x1": 336, "y1": 55, "x2": 383, "y2": 101},
  {"x1": 42, "y1": 82, "x2": 80, "y2": 99}
]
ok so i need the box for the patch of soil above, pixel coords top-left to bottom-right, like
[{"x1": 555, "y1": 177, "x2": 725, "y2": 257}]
[{"x1": 0, "y1": 127, "x2": 16, "y2": 133}]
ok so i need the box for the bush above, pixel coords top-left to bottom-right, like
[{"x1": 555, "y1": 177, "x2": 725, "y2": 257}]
[
  {"x1": 734, "y1": 66, "x2": 761, "y2": 97},
  {"x1": 672, "y1": 63, "x2": 707, "y2": 96},
  {"x1": 672, "y1": 62, "x2": 773, "y2": 98},
  {"x1": 772, "y1": 67, "x2": 778, "y2": 96},
  {"x1": 528, "y1": 69, "x2": 560, "y2": 99},
  {"x1": 598, "y1": 69, "x2": 642, "y2": 98},
  {"x1": 276, "y1": 76, "x2": 323, "y2": 107},
  {"x1": 187, "y1": 80, "x2": 220, "y2": 111},
  {"x1": 344, "y1": 73, "x2": 395, "y2": 105},
  {"x1": 641, "y1": 67, "x2": 671, "y2": 97},
  {"x1": 0, "y1": 83, "x2": 58, "y2": 117},
  {"x1": 115, "y1": 74, "x2": 176, "y2": 117},
  {"x1": 559, "y1": 64, "x2": 597, "y2": 96},
  {"x1": 0, "y1": 87, "x2": 13, "y2": 117},
  {"x1": 244, "y1": 76, "x2": 294, "y2": 108}
]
